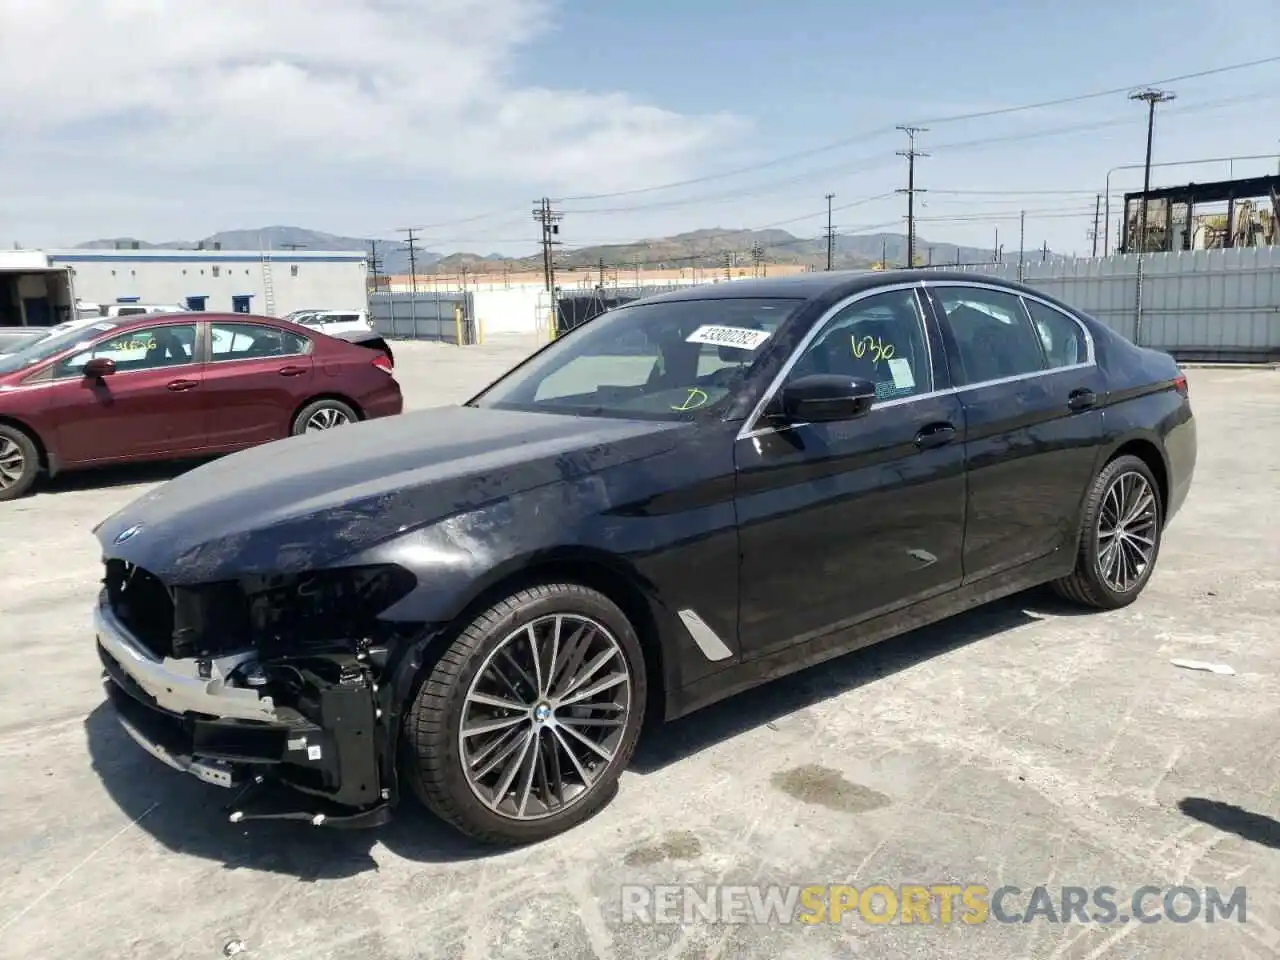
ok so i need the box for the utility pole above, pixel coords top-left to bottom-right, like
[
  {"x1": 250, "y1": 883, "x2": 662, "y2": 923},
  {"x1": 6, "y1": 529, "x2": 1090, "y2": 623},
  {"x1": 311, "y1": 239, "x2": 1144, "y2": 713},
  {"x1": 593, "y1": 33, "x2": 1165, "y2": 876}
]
[
  {"x1": 896, "y1": 125, "x2": 928, "y2": 268},
  {"x1": 1041, "y1": 240, "x2": 1048, "y2": 262},
  {"x1": 1129, "y1": 88, "x2": 1176, "y2": 255},
  {"x1": 824, "y1": 192, "x2": 835, "y2": 271},
  {"x1": 367, "y1": 240, "x2": 383, "y2": 292},
  {"x1": 722, "y1": 250, "x2": 732, "y2": 282},
  {"x1": 598, "y1": 256, "x2": 606, "y2": 288},
  {"x1": 1091, "y1": 194, "x2": 1102, "y2": 257},
  {"x1": 1129, "y1": 87, "x2": 1175, "y2": 345},
  {"x1": 993, "y1": 227, "x2": 999, "y2": 263},
  {"x1": 531, "y1": 197, "x2": 563, "y2": 294},
  {"x1": 1018, "y1": 210, "x2": 1026, "y2": 281},
  {"x1": 881, "y1": 238, "x2": 888, "y2": 269},
  {"x1": 397, "y1": 227, "x2": 423, "y2": 293}
]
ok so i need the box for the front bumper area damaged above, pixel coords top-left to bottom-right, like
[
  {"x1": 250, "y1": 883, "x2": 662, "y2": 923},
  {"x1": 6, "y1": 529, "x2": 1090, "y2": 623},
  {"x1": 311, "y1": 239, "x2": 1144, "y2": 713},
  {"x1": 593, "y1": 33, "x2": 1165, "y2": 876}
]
[{"x1": 96, "y1": 590, "x2": 398, "y2": 829}]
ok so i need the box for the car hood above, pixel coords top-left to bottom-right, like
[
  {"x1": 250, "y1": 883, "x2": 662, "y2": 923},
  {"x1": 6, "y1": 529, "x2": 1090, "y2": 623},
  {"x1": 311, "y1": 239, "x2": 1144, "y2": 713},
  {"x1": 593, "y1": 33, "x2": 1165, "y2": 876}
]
[{"x1": 95, "y1": 405, "x2": 685, "y2": 584}]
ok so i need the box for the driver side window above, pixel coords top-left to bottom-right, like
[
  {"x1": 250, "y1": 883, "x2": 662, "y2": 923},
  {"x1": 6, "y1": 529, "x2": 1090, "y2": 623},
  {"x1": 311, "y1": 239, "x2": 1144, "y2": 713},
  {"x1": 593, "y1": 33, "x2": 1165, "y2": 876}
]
[
  {"x1": 787, "y1": 289, "x2": 932, "y2": 401},
  {"x1": 55, "y1": 323, "x2": 197, "y2": 378}
]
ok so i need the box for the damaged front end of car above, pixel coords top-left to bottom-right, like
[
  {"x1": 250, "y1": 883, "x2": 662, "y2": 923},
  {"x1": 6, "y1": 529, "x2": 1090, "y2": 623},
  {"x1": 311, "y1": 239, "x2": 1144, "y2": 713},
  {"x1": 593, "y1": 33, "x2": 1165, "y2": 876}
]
[{"x1": 96, "y1": 558, "x2": 430, "y2": 828}]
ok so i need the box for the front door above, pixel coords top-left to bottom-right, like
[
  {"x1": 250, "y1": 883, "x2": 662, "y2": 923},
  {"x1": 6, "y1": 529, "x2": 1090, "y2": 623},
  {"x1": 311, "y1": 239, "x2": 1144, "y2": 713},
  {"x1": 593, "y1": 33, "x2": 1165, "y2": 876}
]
[
  {"x1": 924, "y1": 282, "x2": 1105, "y2": 582},
  {"x1": 734, "y1": 285, "x2": 968, "y2": 659},
  {"x1": 200, "y1": 320, "x2": 314, "y2": 447},
  {"x1": 45, "y1": 321, "x2": 204, "y2": 464}
]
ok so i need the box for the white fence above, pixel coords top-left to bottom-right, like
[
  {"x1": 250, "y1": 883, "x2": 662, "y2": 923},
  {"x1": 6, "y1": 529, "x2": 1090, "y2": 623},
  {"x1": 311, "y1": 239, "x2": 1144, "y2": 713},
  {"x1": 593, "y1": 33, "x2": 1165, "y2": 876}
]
[{"x1": 930, "y1": 246, "x2": 1280, "y2": 362}]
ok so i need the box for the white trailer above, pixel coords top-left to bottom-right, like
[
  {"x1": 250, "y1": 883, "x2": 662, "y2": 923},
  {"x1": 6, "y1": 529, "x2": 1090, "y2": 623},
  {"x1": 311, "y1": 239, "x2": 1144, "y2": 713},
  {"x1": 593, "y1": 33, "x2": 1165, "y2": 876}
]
[{"x1": 0, "y1": 251, "x2": 79, "y2": 328}]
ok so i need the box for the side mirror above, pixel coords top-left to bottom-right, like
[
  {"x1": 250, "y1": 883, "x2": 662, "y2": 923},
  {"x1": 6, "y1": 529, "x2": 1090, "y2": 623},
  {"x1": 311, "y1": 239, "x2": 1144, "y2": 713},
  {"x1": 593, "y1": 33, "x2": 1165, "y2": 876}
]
[
  {"x1": 82, "y1": 357, "x2": 116, "y2": 379},
  {"x1": 769, "y1": 373, "x2": 876, "y2": 424}
]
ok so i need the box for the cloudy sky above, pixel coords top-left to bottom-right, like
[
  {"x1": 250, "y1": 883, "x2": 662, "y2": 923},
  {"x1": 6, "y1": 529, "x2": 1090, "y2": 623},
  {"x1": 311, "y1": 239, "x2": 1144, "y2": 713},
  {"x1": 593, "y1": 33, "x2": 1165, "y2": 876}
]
[{"x1": 1, "y1": 0, "x2": 1277, "y2": 258}]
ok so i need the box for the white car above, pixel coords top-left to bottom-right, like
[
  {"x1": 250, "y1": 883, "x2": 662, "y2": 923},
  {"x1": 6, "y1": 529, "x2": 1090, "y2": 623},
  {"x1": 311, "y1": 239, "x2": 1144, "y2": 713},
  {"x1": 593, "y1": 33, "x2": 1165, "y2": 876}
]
[
  {"x1": 287, "y1": 309, "x2": 373, "y2": 337},
  {"x1": 101, "y1": 303, "x2": 189, "y2": 319}
]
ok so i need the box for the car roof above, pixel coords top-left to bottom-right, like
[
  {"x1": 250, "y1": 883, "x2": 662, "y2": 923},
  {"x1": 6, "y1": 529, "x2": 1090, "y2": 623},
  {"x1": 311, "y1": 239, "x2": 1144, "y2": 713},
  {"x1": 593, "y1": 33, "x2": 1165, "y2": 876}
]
[{"x1": 632, "y1": 268, "x2": 1041, "y2": 304}]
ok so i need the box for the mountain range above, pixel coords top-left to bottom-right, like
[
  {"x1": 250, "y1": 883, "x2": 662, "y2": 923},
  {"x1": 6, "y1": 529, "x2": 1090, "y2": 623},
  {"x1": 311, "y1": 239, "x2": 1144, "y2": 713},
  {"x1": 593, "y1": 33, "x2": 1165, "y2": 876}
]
[{"x1": 77, "y1": 225, "x2": 1044, "y2": 273}]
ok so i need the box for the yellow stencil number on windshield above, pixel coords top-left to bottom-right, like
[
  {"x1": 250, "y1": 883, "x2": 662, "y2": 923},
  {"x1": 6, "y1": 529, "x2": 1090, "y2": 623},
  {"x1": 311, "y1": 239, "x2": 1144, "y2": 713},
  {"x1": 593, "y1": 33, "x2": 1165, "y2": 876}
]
[
  {"x1": 852, "y1": 334, "x2": 894, "y2": 362},
  {"x1": 671, "y1": 387, "x2": 709, "y2": 411}
]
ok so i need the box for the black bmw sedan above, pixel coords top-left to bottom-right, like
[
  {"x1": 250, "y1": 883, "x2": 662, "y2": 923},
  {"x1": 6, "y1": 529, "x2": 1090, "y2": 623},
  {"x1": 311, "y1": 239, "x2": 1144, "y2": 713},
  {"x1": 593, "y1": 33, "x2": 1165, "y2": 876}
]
[{"x1": 92, "y1": 270, "x2": 1195, "y2": 844}]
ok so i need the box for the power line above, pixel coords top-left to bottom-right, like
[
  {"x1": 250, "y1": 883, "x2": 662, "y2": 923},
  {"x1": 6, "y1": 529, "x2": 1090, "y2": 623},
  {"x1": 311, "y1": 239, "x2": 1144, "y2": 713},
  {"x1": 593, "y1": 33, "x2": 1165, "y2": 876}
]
[
  {"x1": 896, "y1": 126, "x2": 928, "y2": 267},
  {"x1": 391, "y1": 80, "x2": 1278, "y2": 239},
  {"x1": 556, "y1": 87, "x2": 1276, "y2": 219},
  {"x1": 557, "y1": 56, "x2": 1280, "y2": 203}
]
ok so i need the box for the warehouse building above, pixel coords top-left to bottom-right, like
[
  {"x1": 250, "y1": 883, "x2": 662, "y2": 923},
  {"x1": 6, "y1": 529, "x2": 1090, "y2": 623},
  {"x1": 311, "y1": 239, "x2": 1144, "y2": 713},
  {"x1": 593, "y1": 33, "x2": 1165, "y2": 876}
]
[{"x1": 1, "y1": 248, "x2": 369, "y2": 327}]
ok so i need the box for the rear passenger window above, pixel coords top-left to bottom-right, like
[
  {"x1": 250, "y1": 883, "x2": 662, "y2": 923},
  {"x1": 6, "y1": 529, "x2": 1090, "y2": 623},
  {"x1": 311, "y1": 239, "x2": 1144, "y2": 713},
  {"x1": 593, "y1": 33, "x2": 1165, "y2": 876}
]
[
  {"x1": 210, "y1": 322, "x2": 308, "y2": 360},
  {"x1": 933, "y1": 286, "x2": 1047, "y2": 386},
  {"x1": 1023, "y1": 298, "x2": 1087, "y2": 368},
  {"x1": 787, "y1": 288, "x2": 932, "y2": 401}
]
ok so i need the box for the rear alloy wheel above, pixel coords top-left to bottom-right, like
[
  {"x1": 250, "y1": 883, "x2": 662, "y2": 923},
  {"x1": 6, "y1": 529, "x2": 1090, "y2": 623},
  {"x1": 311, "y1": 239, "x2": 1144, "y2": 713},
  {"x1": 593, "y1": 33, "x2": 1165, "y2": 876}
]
[
  {"x1": 1052, "y1": 454, "x2": 1163, "y2": 609},
  {"x1": 0, "y1": 425, "x2": 39, "y2": 502},
  {"x1": 404, "y1": 584, "x2": 646, "y2": 844},
  {"x1": 291, "y1": 399, "x2": 357, "y2": 436}
]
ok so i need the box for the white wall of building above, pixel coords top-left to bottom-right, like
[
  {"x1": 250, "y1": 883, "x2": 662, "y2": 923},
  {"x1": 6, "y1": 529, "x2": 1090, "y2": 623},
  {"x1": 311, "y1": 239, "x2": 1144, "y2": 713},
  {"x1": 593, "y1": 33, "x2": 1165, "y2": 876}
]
[
  {"x1": 385, "y1": 276, "x2": 741, "y2": 337},
  {"x1": 44, "y1": 249, "x2": 368, "y2": 317}
]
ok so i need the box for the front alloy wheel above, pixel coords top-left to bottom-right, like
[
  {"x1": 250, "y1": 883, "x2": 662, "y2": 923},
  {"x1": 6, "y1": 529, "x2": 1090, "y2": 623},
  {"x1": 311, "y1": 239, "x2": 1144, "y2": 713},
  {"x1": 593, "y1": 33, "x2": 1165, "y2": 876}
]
[
  {"x1": 405, "y1": 583, "x2": 647, "y2": 844},
  {"x1": 459, "y1": 613, "x2": 632, "y2": 820},
  {"x1": 0, "y1": 426, "x2": 39, "y2": 502},
  {"x1": 1052, "y1": 453, "x2": 1164, "y2": 609}
]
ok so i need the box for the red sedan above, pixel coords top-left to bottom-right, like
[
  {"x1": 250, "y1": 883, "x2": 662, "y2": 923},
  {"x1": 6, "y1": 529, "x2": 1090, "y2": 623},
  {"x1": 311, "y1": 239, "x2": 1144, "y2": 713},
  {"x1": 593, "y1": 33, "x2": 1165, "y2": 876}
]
[{"x1": 0, "y1": 312, "x2": 403, "y2": 501}]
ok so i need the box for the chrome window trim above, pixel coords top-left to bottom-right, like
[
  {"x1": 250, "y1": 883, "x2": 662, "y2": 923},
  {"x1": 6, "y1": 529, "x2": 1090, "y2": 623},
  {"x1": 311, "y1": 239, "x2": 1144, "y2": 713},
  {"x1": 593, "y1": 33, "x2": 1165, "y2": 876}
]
[
  {"x1": 736, "y1": 281, "x2": 934, "y2": 441},
  {"x1": 736, "y1": 279, "x2": 1099, "y2": 441}
]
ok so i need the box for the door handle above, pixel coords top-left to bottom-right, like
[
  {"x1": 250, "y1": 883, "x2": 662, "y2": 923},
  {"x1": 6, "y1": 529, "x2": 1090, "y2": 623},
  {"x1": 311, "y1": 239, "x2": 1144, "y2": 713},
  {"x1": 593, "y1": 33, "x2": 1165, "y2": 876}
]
[
  {"x1": 166, "y1": 379, "x2": 199, "y2": 392},
  {"x1": 278, "y1": 365, "x2": 307, "y2": 377},
  {"x1": 1067, "y1": 388, "x2": 1096, "y2": 411},
  {"x1": 915, "y1": 422, "x2": 956, "y2": 449}
]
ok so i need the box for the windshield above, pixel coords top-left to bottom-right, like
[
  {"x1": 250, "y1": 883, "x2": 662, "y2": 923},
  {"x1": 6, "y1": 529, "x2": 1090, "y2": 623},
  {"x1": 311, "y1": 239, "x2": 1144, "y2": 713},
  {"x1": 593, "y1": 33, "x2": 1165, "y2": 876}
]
[
  {"x1": 471, "y1": 297, "x2": 805, "y2": 420},
  {"x1": 0, "y1": 320, "x2": 121, "y2": 376}
]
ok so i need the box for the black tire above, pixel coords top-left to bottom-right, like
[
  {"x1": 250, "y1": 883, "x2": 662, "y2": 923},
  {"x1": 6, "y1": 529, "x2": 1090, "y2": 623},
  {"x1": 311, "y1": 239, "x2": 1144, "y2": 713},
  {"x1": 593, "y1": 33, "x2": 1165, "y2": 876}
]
[
  {"x1": 404, "y1": 583, "x2": 647, "y2": 845},
  {"x1": 290, "y1": 398, "x2": 358, "y2": 436},
  {"x1": 0, "y1": 424, "x2": 40, "y2": 502},
  {"x1": 1052, "y1": 454, "x2": 1164, "y2": 609}
]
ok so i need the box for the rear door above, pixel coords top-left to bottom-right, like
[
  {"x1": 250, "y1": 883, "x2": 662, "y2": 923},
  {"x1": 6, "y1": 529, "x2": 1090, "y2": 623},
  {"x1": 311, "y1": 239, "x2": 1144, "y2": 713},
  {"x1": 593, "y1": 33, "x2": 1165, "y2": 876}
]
[
  {"x1": 43, "y1": 321, "x2": 204, "y2": 464},
  {"x1": 200, "y1": 320, "x2": 314, "y2": 447},
  {"x1": 923, "y1": 282, "x2": 1105, "y2": 582}
]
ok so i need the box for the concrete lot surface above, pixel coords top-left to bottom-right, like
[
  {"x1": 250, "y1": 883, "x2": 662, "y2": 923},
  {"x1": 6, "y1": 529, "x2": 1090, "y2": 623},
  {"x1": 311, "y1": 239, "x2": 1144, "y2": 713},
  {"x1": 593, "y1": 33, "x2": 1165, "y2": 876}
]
[{"x1": 1, "y1": 342, "x2": 1278, "y2": 959}]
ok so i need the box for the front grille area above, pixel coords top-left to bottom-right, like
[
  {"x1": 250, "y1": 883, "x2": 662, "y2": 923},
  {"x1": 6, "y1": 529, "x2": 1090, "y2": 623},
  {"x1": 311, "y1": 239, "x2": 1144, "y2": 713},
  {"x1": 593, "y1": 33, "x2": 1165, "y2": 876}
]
[{"x1": 104, "y1": 559, "x2": 175, "y2": 659}]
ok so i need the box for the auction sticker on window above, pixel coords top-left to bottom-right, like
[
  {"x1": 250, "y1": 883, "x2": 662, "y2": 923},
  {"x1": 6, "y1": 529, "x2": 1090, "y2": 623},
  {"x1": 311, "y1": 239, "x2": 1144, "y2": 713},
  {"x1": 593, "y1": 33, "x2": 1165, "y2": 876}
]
[{"x1": 686, "y1": 325, "x2": 772, "y2": 350}]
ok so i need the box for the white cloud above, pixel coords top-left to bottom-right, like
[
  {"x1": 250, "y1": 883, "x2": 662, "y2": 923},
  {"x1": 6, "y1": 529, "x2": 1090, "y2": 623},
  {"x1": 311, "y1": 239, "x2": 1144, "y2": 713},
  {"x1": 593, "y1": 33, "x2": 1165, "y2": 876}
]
[{"x1": 0, "y1": 0, "x2": 746, "y2": 240}]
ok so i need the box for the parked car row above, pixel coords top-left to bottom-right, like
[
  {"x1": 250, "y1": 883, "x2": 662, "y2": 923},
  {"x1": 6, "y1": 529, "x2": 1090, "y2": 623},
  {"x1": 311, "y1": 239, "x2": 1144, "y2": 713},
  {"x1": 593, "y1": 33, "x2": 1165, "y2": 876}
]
[
  {"x1": 0, "y1": 311, "x2": 403, "y2": 500},
  {"x1": 88, "y1": 270, "x2": 1196, "y2": 845}
]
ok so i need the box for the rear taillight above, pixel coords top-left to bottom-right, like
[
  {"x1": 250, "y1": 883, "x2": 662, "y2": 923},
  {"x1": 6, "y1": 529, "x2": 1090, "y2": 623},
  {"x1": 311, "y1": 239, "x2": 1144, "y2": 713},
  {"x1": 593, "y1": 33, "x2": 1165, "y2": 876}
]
[
  {"x1": 372, "y1": 353, "x2": 393, "y2": 374},
  {"x1": 1173, "y1": 372, "x2": 1188, "y2": 397}
]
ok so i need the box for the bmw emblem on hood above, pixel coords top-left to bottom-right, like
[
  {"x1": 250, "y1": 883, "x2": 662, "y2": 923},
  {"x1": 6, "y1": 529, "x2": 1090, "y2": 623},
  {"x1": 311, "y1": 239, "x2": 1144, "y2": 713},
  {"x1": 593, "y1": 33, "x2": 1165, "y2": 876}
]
[{"x1": 114, "y1": 523, "x2": 144, "y2": 544}]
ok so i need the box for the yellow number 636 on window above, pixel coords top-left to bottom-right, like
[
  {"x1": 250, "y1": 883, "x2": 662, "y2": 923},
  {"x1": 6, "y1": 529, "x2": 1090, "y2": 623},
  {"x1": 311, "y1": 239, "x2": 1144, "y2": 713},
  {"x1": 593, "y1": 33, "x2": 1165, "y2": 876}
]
[{"x1": 851, "y1": 334, "x2": 894, "y2": 362}]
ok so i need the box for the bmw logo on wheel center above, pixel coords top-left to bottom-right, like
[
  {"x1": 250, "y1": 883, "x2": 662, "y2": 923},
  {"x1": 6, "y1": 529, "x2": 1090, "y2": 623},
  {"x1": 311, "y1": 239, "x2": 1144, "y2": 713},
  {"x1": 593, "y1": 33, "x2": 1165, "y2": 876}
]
[{"x1": 114, "y1": 523, "x2": 144, "y2": 545}]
